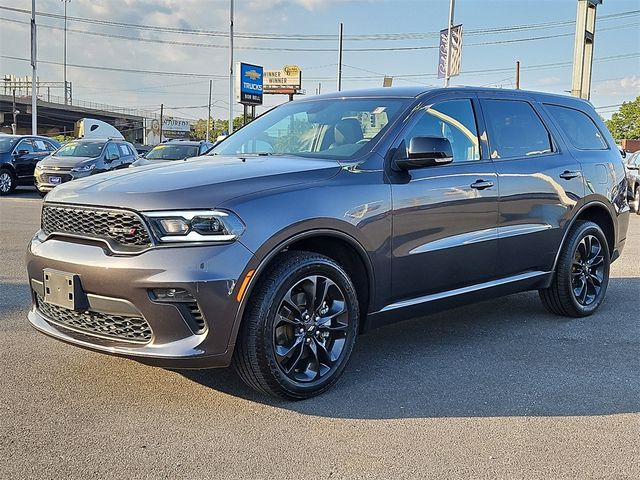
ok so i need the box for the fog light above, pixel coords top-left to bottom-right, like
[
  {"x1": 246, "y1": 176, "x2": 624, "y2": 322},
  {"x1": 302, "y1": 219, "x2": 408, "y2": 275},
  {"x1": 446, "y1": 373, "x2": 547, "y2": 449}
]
[{"x1": 151, "y1": 288, "x2": 194, "y2": 302}]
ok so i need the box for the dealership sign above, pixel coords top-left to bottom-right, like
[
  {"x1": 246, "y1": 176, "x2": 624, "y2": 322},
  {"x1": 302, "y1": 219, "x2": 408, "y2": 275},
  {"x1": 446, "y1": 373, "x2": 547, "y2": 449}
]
[
  {"x1": 163, "y1": 118, "x2": 191, "y2": 132},
  {"x1": 263, "y1": 65, "x2": 302, "y2": 94},
  {"x1": 235, "y1": 62, "x2": 263, "y2": 105}
]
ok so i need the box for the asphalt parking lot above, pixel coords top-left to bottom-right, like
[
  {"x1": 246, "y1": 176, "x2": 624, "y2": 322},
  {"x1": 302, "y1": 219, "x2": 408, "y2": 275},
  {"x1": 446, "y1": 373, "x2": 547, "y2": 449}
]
[{"x1": 1, "y1": 187, "x2": 639, "y2": 479}]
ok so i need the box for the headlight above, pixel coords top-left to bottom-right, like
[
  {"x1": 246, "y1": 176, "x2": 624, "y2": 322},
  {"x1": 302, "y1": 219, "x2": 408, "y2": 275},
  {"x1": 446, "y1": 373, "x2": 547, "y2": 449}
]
[
  {"x1": 35, "y1": 163, "x2": 43, "y2": 171},
  {"x1": 71, "y1": 163, "x2": 96, "y2": 173},
  {"x1": 143, "y1": 210, "x2": 245, "y2": 243}
]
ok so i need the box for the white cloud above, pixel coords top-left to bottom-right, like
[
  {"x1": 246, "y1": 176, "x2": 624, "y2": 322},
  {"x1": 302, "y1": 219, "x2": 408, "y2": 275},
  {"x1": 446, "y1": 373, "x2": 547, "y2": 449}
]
[{"x1": 592, "y1": 76, "x2": 640, "y2": 97}]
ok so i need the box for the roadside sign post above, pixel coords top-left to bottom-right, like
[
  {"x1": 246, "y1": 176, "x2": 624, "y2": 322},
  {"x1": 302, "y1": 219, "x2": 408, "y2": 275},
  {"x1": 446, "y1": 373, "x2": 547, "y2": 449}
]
[{"x1": 235, "y1": 62, "x2": 263, "y2": 126}]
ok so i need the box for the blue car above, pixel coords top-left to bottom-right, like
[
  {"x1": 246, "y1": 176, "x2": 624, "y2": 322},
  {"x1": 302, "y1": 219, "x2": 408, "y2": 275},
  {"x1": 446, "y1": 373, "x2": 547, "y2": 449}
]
[{"x1": 0, "y1": 134, "x2": 60, "y2": 195}]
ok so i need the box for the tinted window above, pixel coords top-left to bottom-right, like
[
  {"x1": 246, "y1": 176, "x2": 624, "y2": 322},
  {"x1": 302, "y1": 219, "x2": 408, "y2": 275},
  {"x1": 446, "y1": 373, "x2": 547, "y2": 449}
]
[
  {"x1": 106, "y1": 143, "x2": 120, "y2": 159},
  {"x1": 403, "y1": 99, "x2": 480, "y2": 162},
  {"x1": 146, "y1": 144, "x2": 199, "y2": 160},
  {"x1": 33, "y1": 139, "x2": 51, "y2": 152},
  {"x1": 16, "y1": 139, "x2": 34, "y2": 154},
  {"x1": 545, "y1": 104, "x2": 607, "y2": 150},
  {"x1": 56, "y1": 141, "x2": 105, "y2": 157},
  {"x1": 483, "y1": 100, "x2": 552, "y2": 159}
]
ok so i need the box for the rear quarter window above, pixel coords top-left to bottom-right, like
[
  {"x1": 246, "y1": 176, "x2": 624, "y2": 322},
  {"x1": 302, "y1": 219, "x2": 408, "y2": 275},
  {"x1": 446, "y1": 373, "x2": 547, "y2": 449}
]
[{"x1": 545, "y1": 104, "x2": 608, "y2": 150}]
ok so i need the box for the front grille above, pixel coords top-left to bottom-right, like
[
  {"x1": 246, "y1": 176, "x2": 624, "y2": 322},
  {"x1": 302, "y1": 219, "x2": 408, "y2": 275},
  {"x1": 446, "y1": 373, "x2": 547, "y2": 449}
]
[
  {"x1": 41, "y1": 204, "x2": 152, "y2": 249},
  {"x1": 36, "y1": 294, "x2": 152, "y2": 344},
  {"x1": 42, "y1": 173, "x2": 73, "y2": 183}
]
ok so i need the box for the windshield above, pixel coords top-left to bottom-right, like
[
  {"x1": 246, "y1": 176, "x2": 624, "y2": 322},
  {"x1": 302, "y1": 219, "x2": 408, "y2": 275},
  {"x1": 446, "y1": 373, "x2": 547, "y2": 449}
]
[
  {"x1": 146, "y1": 144, "x2": 199, "y2": 160},
  {"x1": 0, "y1": 137, "x2": 18, "y2": 153},
  {"x1": 208, "y1": 97, "x2": 409, "y2": 159},
  {"x1": 56, "y1": 141, "x2": 105, "y2": 158}
]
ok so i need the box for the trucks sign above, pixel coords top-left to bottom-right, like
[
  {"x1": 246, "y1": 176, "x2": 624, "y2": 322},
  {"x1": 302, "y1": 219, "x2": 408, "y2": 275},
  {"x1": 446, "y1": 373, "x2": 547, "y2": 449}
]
[{"x1": 236, "y1": 62, "x2": 263, "y2": 105}]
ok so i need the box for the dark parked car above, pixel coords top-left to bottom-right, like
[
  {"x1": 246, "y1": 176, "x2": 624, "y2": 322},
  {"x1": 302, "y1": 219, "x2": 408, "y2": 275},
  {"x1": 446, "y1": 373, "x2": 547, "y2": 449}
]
[
  {"x1": 26, "y1": 87, "x2": 630, "y2": 399},
  {"x1": 34, "y1": 138, "x2": 137, "y2": 196},
  {"x1": 623, "y1": 150, "x2": 640, "y2": 214},
  {"x1": 0, "y1": 134, "x2": 59, "y2": 195},
  {"x1": 129, "y1": 139, "x2": 215, "y2": 167}
]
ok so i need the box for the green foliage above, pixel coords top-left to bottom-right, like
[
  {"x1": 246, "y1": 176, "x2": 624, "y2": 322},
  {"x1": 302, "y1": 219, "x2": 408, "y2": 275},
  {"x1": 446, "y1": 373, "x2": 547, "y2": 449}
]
[
  {"x1": 190, "y1": 116, "x2": 245, "y2": 140},
  {"x1": 606, "y1": 96, "x2": 640, "y2": 141}
]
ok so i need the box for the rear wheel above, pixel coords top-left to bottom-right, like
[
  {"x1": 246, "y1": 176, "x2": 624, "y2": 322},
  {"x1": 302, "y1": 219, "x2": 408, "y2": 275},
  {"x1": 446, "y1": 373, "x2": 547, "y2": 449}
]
[
  {"x1": 233, "y1": 251, "x2": 359, "y2": 399},
  {"x1": 0, "y1": 168, "x2": 16, "y2": 195},
  {"x1": 539, "y1": 220, "x2": 610, "y2": 317}
]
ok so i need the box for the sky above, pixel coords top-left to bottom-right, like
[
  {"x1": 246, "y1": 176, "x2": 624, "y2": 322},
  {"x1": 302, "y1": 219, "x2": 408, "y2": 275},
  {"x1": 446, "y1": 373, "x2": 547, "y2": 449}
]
[{"x1": 0, "y1": 0, "x2": 639, "y2": 123}]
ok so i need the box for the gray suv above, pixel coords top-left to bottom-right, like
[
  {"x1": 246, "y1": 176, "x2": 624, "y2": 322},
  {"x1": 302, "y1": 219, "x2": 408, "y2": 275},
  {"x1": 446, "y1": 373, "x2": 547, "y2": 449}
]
[{"x1": 26, "y1": 87, "x2": 630, "y2": 399}]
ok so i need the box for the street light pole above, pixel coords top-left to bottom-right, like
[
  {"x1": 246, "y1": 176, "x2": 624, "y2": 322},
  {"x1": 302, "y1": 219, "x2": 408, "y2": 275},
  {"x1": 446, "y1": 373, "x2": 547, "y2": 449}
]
[
  {"x1": 444, "y1": 0, "x2": 455, "y2": 87},
  {"x1": 337, "y1": 22, "x2": 343, "y2": 91},
  {"x1": 30, "y1": 0, "x2": 37, "y2": 135},
  {"x1": 228, "y1": 0, "x2": 234, "y2": 135},
  {"x1": 206, "y1": 79, "x2": 212, "y2": 142},
  {"x1": 62, "y1": 0, "x2": 70, "y2": 105}
]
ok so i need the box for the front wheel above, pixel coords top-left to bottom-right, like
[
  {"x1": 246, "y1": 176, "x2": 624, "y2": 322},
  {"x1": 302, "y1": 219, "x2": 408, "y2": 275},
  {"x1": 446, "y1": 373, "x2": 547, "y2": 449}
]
[
  {"x1": 233, "y1": 251, "x2": 359, "y2": 399},
  {"x1": 539, "y1": 220, "x2": 610, "y2": 317},
  {"x1": 0, "y1": 168, "x2": 16, "y2": 195}
]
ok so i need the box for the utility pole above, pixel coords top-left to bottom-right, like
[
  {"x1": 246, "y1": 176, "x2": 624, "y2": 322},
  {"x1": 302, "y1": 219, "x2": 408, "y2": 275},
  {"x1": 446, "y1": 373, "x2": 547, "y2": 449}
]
[
  {"x1": 571, "y1": 0, "x2": 603, "y2": 100},
  {"x1": 206, "y1": 79, "x2": 212, "y2": 142},
  {"x1": 337, "y1": 22, "x2": 344, "y2": 91},
  {"x1": 228, "y1": 0, "x2": 234, "y2": 135},
  {"x1": 30, "y1": 0, "x2": 37, "y2": 135},
  {"x1": 62, "y1": 0, "x2": 70, "y2": 105},
  {"x1": 515, "y1": 61, "x2": 520, "y2": 89},
  {"x1": 159, "y1": 104, "x2": 164, "y2": 143},
  {"x1": 444, "y1": 0, "x2": 455, "y2": 87},
  {"x1": 12, "y1": 89, "x2": 17, "y2": 135}
]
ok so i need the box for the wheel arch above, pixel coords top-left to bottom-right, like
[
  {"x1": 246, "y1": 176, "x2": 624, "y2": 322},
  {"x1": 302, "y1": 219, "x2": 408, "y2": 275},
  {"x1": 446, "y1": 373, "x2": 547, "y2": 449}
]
[
  {"x1": 552, "y1": 201, "x2": 616, "y2": 272},
  {"x1": 229, "y1": 228, "x2": 376, "y2": 351}
]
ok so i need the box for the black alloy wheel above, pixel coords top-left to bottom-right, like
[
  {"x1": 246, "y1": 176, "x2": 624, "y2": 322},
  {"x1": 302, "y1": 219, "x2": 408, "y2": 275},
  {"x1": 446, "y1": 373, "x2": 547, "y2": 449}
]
[
  {"x1": 273, "y1": 275, "x2": 349, "y2": 383},
  {"x1": 234, "y1": 251, "x2": 359, "y2": 399},
  {"x1": 0, "y1": 168, "x2": 16, "y2": 195},
  {"x1": 570, "y1": 234, "x2": 606, "y2": 307},
  {"x1": 539, "y1": 220, "x2": 610, "y2": 317}
]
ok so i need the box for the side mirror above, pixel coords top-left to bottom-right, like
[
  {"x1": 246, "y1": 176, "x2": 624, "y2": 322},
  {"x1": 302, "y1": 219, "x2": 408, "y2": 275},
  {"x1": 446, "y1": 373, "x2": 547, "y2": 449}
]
[
  {"x1": 394, "y1": 136, "x2": 453, "y2": 170},
  {"x1": 619, "y1": 148, "x2": 626, "y2": 159}
]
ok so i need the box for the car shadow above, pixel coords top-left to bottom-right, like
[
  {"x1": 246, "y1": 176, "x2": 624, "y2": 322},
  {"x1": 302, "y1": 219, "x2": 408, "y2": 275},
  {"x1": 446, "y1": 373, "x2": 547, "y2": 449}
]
[
  {"x1": 1, "y1": 186, "x2": 41, "y2": 200},
  {"x1": 179, "y1": 277, "x2": 640, "y2": 419}
]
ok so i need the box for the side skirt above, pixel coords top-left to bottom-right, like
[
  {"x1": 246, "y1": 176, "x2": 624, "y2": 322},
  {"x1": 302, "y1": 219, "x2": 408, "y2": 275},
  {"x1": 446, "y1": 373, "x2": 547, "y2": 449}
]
[{"x1": 363, "y1": 271, "x2": 554, "y2": 332}]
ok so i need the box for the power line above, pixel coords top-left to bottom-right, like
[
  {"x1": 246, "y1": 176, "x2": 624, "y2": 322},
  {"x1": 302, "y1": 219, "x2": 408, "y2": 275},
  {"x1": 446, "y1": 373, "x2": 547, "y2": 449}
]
[
  {"x1": 1, "y1": 14, "x2": 638, "y2": 52},
  {"x1": 3, "y1": 52, "x2": 638, "y2": 81},
  {"x1": 0, "y1": 4, "x2": 638, "y2": 41}
]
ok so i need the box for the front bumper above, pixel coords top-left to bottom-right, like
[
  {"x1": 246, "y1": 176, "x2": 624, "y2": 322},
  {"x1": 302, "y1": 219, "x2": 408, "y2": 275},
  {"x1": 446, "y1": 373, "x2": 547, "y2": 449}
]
[
  {"x1": 34, "y1": 169, "x2": 93, "y2": 192},
  {"x1": 26, "y1": 232, "x2": 255, "y2": 368}
]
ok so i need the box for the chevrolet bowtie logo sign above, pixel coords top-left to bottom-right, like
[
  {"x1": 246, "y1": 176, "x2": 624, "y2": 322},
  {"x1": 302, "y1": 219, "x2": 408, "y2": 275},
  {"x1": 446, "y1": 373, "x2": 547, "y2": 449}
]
[
  {"x1": 245, "y1": 69, "x2": 262, "y2": 81},
  {"x1": 236, "y1": 62, "x2": 264, "y2": 106}
]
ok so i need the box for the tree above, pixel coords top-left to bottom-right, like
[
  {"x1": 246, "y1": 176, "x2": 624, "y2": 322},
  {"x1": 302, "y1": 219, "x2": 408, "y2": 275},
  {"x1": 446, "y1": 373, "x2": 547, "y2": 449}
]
[
  {"x1": 190, "y1": 116, "x2": 246, "y2": 141},
  {"x1": 606, "y1": 96, "x2": 640, "y2": 141}
]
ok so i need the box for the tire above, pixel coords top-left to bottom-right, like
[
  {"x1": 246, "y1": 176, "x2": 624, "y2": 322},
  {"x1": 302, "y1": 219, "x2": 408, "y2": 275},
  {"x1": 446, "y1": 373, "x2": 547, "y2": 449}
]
[
  {"x1": 633, "y1": 187, "x2": 640, "y2": 215},
  {"x1": 37, "y1": 190, "x2": 47, "y2": 198},
  {"x1": 0, "y1": 168, "x2": 16, "y2": 195},
  {"x1": 233, "y1": 251, "x2": 360, "y2": 400},
  {"x1": 539, "y1": 220, "x2": 610, "y2": 317}
]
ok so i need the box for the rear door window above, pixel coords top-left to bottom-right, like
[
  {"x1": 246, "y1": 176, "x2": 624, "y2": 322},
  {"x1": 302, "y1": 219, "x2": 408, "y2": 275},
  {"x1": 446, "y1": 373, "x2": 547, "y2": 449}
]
[
  {"x1": 482, "y1": 99, "x2": 553, "y2": 159},
  {"x1": 545, "y1": 104, "x2": 608, "y2": 150},
  {"x1": 106, "y1": 143, "x2": 120, "y2": 159}
]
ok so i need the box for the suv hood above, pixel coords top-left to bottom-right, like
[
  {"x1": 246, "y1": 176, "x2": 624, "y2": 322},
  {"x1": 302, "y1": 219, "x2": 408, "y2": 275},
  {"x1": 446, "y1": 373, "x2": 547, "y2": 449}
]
[
  {"x1": 39, "y1": 155, "x2": 97, "y2": 168},
  {"x1": 45, "y1": 155, "x2": 342, "y2": 210}
]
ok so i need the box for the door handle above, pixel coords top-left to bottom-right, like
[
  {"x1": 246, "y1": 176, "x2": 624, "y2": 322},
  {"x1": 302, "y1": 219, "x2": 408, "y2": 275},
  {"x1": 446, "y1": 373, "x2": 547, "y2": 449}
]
[
  {"x1": 470, "y1": 180, "x2": 494, "y2": 190},
  {"x1": 559, "y1": 170, "x2": 581, "y2": 180}
]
